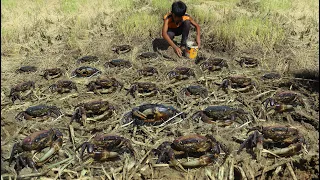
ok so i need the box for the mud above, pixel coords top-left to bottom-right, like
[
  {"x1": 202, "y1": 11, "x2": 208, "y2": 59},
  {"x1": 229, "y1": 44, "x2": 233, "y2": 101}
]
[{"x1": 1, "y1": 43, "x2": 319, "y2": 179}]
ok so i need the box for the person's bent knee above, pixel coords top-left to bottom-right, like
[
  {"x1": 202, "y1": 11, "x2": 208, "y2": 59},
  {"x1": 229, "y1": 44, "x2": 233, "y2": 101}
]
[
  {"x1": 167, "y1": 31, "x2": 175, "y2": 40},
  {"x1": 183, "y1": 20, "x2": 191, "y2": 27}
]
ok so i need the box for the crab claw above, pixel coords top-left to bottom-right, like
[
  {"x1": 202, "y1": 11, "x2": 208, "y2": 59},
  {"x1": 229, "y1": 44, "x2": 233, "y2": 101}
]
[
  {"x1": 274, "y1": 104, "x2": 294, "y2": 112},
  {"x1": 170, "y1": 159, "x2": 187, "y2": 172},
  {"x1": 267, "y1": 143, "x2": 302, "y2": 157},
  {"x1": 262, "y1": 98, "x2": 275, "y2": 109},
  {"x1": 90, "y1": 151, "x2": 119, "y2": 161},
  {"x1": 217, "y1": 79, "x2": 229, "y2": 91},
  {"x1": 181, "y1": 154, "x2": 217, "y2": 168},
  {"x1": 37, "y1": 142, "x2": 61, "y2": 166},
  {"x1": 132, "y1": 110, "x2": 148, "y2": 119}
]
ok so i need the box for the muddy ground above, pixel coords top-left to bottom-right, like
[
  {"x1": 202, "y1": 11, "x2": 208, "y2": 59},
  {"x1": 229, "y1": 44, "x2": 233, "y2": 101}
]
[{"x1": 1, "y1": 38, "x2": 319, "y2": 180}]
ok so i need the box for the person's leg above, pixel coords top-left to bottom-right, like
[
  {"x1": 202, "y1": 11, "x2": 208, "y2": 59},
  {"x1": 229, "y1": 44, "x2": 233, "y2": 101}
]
[
  {"x1": 180, "y1": 20, "x2": 191, "y2": 47},
  {"x1": 167, "y1": 30, "x2": 176, "y2": 40}
]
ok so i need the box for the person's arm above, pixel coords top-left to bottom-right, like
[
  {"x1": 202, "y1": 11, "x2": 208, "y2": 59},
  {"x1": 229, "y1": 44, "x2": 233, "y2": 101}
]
[
  {"x1": 190, "y1": 18, "x2": 201, "y2": 48},
  {"x1": 162, "y1": 18, "x2": 183, "y2": 57}
]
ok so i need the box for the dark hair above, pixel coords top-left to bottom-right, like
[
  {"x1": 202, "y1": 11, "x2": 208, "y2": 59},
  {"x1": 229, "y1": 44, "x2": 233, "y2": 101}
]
[{"x1": 171, "y1": 1, "x2": 187, "y2": 17}]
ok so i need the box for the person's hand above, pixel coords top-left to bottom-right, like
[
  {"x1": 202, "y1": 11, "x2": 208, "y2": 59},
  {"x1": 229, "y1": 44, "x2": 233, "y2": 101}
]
[{"x1": 174, "y1": 46, "x2": 183, "y2": 57}]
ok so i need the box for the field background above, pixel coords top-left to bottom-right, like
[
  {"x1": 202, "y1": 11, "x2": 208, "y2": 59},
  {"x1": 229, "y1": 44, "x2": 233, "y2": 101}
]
[{"x1": 1, "y1": 0, "x2": 319, "y2": 179}]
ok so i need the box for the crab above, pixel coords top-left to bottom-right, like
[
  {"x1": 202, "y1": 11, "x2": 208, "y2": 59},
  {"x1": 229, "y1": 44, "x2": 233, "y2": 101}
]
[
  {"x1": 261, "y1": 72, "x2": 281, "y2": 80},
  {"x1": 71, "y1": 66, "x2": 101, "y2": 77},
  {"x1": 126, "y1": 82, "x2": 159, "y2": 98},
  {"x1": 104, "y1": 59, "x2": 132, "y2": 68},
  {"x1": 194, "y1": 56, "x2": 207, "y2": 64},
  {"x1": 71, "y1": 100, "x2": 116, "y2": 125},
  {"x1": 9, "y1": 81, "x2": 35, "y2": 103},
  {"x1": 137, "y1": 52, "x2": 158, "y2": 59},
  {"x1": 112, "y1": 45, "x2": 132, "y2": 54},
  {"x1": 122, "y1": 104, "x2": 186, "y2": 126},
  {"x1": 87, "y1": 77, "x2": 123, "y2": 94},
  {"x1": 77, "y1": 134, "x2": 135, "y2": 161},
  {"x1": 49, "y1": 80, "x2": 78, "y2": 94},
  {"x1": 192, "y1": 106, "x2": 248, "y2": 126},
  {"x1": 236, "y1": 57, "x2": 259, "y2": 68},
  {"x1": 217, "y1": 75, "x2": 256, "y2": 92},
  {"x1": 9, "y1": 128, "x2": 63, "y2": 173},
  {"x1": 138, "y1": 66, "x2": 158, "y2": 77},
  {"x1": 42, "y1": 68, "x2": 63, "y2": 80},
  {"x1": 262, "y1": 90, "x2": 305, "y2": 112},
  {"x1": 16, "y1": 66, "x2": 37, "y2": 73},
  {"x1": 180, "y1": 85, "x2": 208, "y2": 98},
  {"x1": 200, "y1": 58, "x2": 229, "y2": 71},
  {"x1": 15, "y1": 105, "x2": 62, "y2": 121},
  {"x1": 155, "y1": 134, "x2": 229, "y2": 171},
  {"x1": 167, "y1": 67, "x2": 196, "y2": 80},
  {"x1": 77, "y1": 55, "x2": 99, "y2": 63},
  {"x1": 236, "y1": 125, "x2": 306, "y2": 159}
]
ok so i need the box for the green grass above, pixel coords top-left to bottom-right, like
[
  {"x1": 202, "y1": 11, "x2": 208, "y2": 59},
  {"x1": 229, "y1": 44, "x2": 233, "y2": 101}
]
[
  {"x1": 259, "y1": 0, "x2": 292, "y2": 12},
  {"x1": 213, "y1": 15, "x2": 286, "y2": 50},
  {"x1": 115, "y1": 11, "x2": 161, "y2": 40},
  {"x1": 110, "y1": 0, "x2": 134, "y2": 10},
  {"x1": 61, "y1": 0, "x2": 83, "y2": 13},
  {"x1": 189, "y1": 6, "x2": 217, "y2": 25},
  {"x1": 151, "y1": 0, "x2": 172, "y2": 14}
]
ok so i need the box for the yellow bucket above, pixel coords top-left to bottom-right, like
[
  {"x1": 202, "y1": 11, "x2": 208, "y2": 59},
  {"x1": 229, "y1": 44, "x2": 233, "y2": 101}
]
[{"x1": 185, "y1": 41, "x2": 198, "y2": 59}]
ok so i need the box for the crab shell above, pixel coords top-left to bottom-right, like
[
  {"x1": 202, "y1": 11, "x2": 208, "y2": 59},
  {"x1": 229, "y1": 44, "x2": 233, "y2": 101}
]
[
  {"x1": 78, "y1": 100, "x2": 115, "y2": 116},
  {"x1": 261, "y1": 72, "x2": 281, "y2": 80},
  {"x1": 252, "y1": 126, "x2": 303, "y2": 143},
  {"x1": 123, "y1": 104, "x2": 185, "y2": 126},
  {"x1": 77, "y1": 55, "x2": 99, "y2": 63},
  {"x1": 138, "y1": 52, "x2": 158, "y2": 59},
  {"x1": 10, "y1": 81, "x2": 35, "y2": 102},
  {"x1": 50, "y1": 80, "x2": 78, "y2": 93},
  {"x1": 15, "y1": 105, "x2": 62, "y2": 121},
  {"x1": 167, "y1": 67, "x2": 196, "y2": 80},
  {"x1": 200, "y1": 58, "x2": 229, "y2": 71},
  {"x1": 87, "y1": 77, "x2": 123, "y2": 94},
  {"x1": 71, "y1": 66, "x2": 101, "y2": 77},
  {"x1": 78, "y1": 134, "x2": 135, "y2": 161},
  {"x1": 104, "y1": 59, "x2": 132, "y2": 68},
  {"x1": 138, "y1": 67, "x2": 158, "y2": 76},
  {"x1": 16, "y1": 66, "x2": 37, "y2": 73},
  {"x1": 43, "y1": 68, "x2": 63, "y2": 80},
  {"x1": 218, "y1": 75, "x2": 255, "y2": 92},
  {"x1": 181, "y1": 85, "x2": 208, "y2": 98},
  {"x1": 262, "y1": 90, "x2": 305, "y2": 112},
  {"x1": 156, "y1": 134, "x2": 229, "y2": 170},
  {"x1": 192, "y1": 106, "x2": 247, "y2": 126},
  {"x1": 237, "y1": 125, "x2": 306, "y2": 158},
  {"x1": 112, "y1": 45, "x2": 132, "y2": 54},
  {"x1": 126, "y1": 82, "x2": 159, "y2": 98},
  {"x1": 238, "y1": 57, "x2": 259, "y2": 68}
]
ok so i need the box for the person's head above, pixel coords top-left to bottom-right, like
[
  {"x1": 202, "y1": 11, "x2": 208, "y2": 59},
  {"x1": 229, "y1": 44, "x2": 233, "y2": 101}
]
[{"x1": 171, "y1": 1, "x2": 187, "y2": 22}]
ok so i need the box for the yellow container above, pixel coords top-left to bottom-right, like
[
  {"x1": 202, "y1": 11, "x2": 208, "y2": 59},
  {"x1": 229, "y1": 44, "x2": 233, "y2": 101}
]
[{"x1": 185, "y1": 41, "x2": 198, "y2": 59}]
